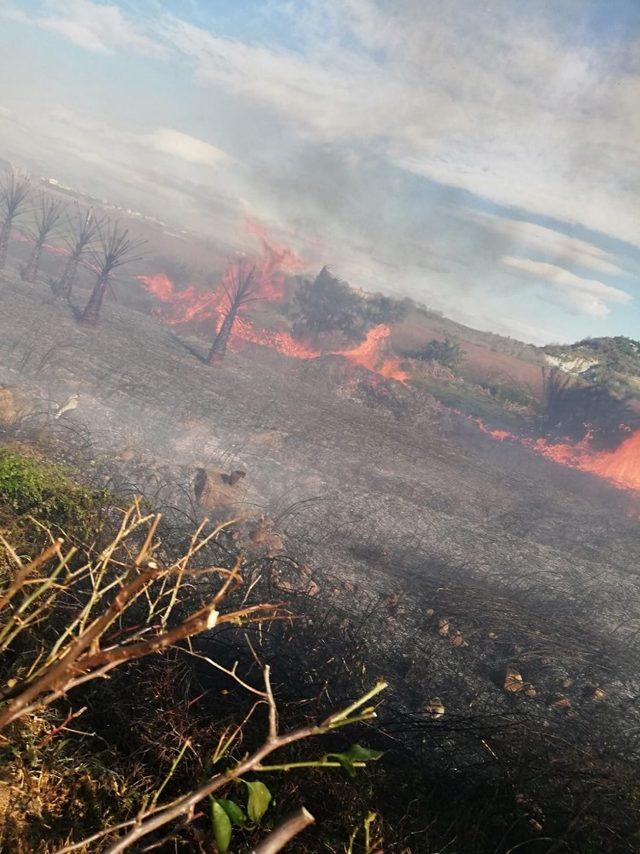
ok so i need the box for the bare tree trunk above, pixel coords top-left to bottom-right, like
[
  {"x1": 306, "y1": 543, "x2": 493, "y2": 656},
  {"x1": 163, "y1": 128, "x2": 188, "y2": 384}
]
[
  {"x1": 23, "y1": 241, "x2": 43, "y2": 283},
  {"x1": 0, "y1": 222, "x2": 11, "y2": 269},
  {"x1": 57, "y1": 254, "x2": 79, "y2": 299},
  {"x1": 80, "y1": 273, "x2": 109, "y2": 326},
  {"x1": 206, "y1": 307, "x2": 237, "y2": 364}
]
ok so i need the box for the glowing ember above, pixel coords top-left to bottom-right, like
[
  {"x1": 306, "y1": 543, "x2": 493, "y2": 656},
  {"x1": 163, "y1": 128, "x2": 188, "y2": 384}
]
[{"x1": 13, "y1": 231, "x2": 69, "y2": 257}]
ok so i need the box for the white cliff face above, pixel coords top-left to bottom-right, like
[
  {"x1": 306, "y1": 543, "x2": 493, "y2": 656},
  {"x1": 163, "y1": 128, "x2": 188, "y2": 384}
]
[{"x1": 544, "y1": 353, "x2": 599, "y2": 375}]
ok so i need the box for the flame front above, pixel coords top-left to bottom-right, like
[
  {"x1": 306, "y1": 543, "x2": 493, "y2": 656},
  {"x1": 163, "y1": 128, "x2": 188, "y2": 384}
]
[
  {"x1": 336, "y1": 325, "x2": 409, "y2": 383},
  {"x1": 137, "y1": 227, "x2": 408, "y2": 383},
  {"x1": 477, "y1": 419, "x2": 640, "y2": 492},
  {"x1": 139, "y1": 255, "x2": 640, "y2": 493}
]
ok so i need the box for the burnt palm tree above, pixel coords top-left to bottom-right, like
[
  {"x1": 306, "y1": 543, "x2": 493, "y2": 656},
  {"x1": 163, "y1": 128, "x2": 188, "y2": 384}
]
[
  {"x1": 541, "y1": 366, "x2": 637, "y2": 448},
  {"x1": 207, "y1": 259, "x2": 260, "y2": 364},
  {"x1": 0, "y1": 169, "x2": 31, "y2": 269},
  {"x1": 80, "y1": 220, "x2": 145, "y2": 326},
  {"x1": 22, "y1": 194, "x2": 65, "y2": 283},
  {"x1": 55, "y1": 206, "x2": 102, "y2": 299}
]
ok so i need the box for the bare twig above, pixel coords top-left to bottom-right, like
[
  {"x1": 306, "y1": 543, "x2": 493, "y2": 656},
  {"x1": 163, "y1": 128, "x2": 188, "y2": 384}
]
[
  {"x1": 252, "y1": 807, "x2": 315, "y2": 853},
  {"x1": 62, "y1": 677, "x2": 387, "y2": 853}
]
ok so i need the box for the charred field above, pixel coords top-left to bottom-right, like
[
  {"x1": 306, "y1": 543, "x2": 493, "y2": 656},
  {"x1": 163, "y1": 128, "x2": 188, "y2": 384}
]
[{"x1": 2, "y1": 267, "x2": 640, "y2": 851}]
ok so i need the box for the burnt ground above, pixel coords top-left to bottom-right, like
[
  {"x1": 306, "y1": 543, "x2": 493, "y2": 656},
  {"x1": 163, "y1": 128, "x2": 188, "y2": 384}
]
[{"x1": 2, "y1": 269, "x2": 640, "y2": 848}]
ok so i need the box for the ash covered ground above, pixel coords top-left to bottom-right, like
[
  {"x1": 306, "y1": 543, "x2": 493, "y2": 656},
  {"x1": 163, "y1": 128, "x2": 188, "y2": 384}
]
[{"x1": 2, "y1": 270, "x2": 640, "y2": 843}]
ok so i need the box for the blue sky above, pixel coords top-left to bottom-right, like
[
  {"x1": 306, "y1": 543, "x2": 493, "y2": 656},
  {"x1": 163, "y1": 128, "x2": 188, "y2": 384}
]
[{"x1": 1, "y1": 0, "x2": 639, "y2": 344}]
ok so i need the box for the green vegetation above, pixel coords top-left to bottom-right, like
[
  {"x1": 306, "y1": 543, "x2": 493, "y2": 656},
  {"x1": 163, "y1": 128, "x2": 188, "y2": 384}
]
[
  {"x1": 403, "y1": 337, "x2": 462, "y2": 370},
  {"x1": 1, "y1": 446, "x2": 638, "y2": 852},
  {"x1": 412, "y1": 373, "x2": 531, "y2": 429},
  {"x1": 0, "y1": 447, "x2": 387, "y2": 852},
  {"x1": 289, "y1": 267, "x2": 406, "y2": 342},
  {"x1": 0, "y1": 447, "x2": 96, "y2": 528},
  {"x1": 545, "y1": 336, "x2": 640, "y2": 400}
]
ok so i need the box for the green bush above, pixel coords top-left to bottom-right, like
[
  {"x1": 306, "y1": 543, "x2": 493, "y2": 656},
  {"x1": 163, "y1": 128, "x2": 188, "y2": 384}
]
[
  {"x1": 0, "y1": 448, "x2": 95, "y2": 528},
  {"x1": 288, "y1": 268, "x2": 407, "y2": 341},
  {"x1": 405, "y1": 337, "x2": 462, "y2": 370}
]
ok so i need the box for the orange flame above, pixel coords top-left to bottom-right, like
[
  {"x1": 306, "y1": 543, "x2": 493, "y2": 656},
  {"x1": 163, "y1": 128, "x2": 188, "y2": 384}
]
[
  {"x1": 246, "y1": 219, "x2": 305, "y2": 301},
  {"x1": 137, "y1": 226, "x2": 303, "y2": 325},
  {"x1": 13, "y1": 231, "x2": 69, "y2": 257},
  {"x1": 336, "y1": 325, "x2": 409, "y2": 384},
  {"x1": 137, "y1": 225, "x2": 408, "y2": 384},
  {"x1": 138, "y1": 269, "x2": 407, "y2": 382},
  {"x1": 475, "y1": 417, "x2": 640, "y2": 493}
]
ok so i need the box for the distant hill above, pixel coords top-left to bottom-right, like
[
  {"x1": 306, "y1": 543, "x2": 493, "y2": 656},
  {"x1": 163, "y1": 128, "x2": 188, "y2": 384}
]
[{"x1": 544, "y1": 337, "x2": 640, "y2": 401}]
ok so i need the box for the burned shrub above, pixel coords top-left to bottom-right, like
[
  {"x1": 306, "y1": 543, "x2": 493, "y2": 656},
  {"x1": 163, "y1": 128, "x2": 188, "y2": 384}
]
[{"x1": 541, "y1": 368, "x2": 638, "y2": 448}]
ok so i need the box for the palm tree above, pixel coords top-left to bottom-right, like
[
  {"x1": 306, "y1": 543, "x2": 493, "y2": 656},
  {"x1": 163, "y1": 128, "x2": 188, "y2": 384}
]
[
  {"x1": 207, "y1": 260, "x2": 260, "y2": 364},
  {"x1": 55, "y1": 206, "x2": 102, "y2": 299},
  {"x1": 22, "y1": 193, "x2": 65, "y2": 283},
  {"x1": 0, "y1": 169, "x2": 31, "y2": 269},
  {"x1": 80, "y1": 220, "x2": 145, "y2": 326}
]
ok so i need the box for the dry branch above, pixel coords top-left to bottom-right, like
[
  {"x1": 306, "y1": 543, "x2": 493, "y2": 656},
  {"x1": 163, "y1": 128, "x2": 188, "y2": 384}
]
[
  {"x1": 65, "y1": 676, "x2": 387, "y2": 853},
  {"x1": 0, "y1": 502, "x2": 277, "y2": 729},
  {"x1": 252, "y1": 806, "x2": 315, "y2": 853}
]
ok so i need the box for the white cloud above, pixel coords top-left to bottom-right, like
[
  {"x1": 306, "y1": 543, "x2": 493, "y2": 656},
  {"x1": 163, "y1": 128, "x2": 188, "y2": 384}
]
[
  {"x1": 3, "y1": 0, "x2": 639, "y2": 341},
  {"x1": 143, "y1": 129, "x2": 231, "y2": 167},
  {"x1": 463, "y1": 211, "x2": 625, "y2": 276},
  {"x1": 3, "y1": 0, "x2": 166, "y2": 57},
  {"x1": 501, "y1": 256, "x2": 632, "y2": 317},
  {"x1": 160, "y1": 1, "x2": 640, "y2": 248}
]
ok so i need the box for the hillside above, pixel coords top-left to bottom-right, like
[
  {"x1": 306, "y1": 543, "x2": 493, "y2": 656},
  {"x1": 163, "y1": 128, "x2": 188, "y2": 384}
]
[
  {"x1": 0, "y1": 265, "x2": 639, "y2": 849},
  {"x1": 545, "y1": 336, "x2": 640, "y2": 400}
]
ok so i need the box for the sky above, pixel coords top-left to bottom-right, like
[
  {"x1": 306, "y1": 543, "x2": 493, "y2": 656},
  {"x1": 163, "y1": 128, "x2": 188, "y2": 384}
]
[{"x1": 0, "y1": 0, "x2": 639, "y2": 344}]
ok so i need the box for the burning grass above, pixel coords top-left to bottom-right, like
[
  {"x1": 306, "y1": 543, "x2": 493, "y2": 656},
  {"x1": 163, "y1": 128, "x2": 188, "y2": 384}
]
[{"x1": 476, "y1": 418, "x2": 640, "y2": 492}]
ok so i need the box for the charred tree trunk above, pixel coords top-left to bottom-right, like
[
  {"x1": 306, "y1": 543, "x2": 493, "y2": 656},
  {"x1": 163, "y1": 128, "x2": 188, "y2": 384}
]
[
  {"x1": 207, "y1": 308, "x2": 237, "y2": 364},
  {"x1": 22, "y1": 241, "x2": 44, "y2": 283},
  {"x1": 0, "y1": 222, "x2": 11, "y2": 269},
  {"x1": 57, "y1": 254, "x2": 80, "y2": 299},
  {"x1": 80, "y1": 273, "x2": 109, "y2": 326}
]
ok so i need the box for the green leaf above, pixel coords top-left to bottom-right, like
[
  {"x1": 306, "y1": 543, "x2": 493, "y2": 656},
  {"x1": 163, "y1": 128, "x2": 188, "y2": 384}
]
[
  {"x1": 345, "y1": 744, "x2": 384, "y2": 762},
  {"x1": 217, "y1": 798, "x2": 247, "y2": 827},
  {"x1": 325, "y1": 744, "x2": 384, "y2": 778},
  {"x1": 210, "y1": 799, "x2": 233, "y2": 853},
  {"x1": 244, "y1": 780, "x2": 272, "y2": 823}
]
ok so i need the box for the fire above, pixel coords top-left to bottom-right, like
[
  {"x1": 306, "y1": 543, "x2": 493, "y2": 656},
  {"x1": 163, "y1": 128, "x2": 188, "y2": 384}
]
[
  {"x1": 137, "y1": 274, "x2": 224, "y2": 325},
  {"x1": 531, "y1": 430, "x2": 640, "y2": 492},
  {"x1": 336, "y1": 325, "x2": 409, "y2": 384},
  {"x1": 137, "y1": 226, "x2": 303, "y2": 326},
  {"x1": 246, "y1": 219, "x2": 305, "y2": 301},
  {"x1": 13, "y1": 231, "x2": 69, "y2": 257},
  {"x1": 475, "y1": 417, "x2": 640, "y2": 493},
  {"x1": 137, "y1": 225, "x2": 409, "y2": 384}
]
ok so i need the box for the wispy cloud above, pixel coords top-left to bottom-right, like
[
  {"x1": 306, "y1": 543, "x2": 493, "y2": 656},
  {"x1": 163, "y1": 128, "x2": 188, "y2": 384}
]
[
  {"x1": 501, "y1": 256, "x2": 632, "y2": 317},
  {"x1": 464, "y1": 211, "x2": 626, "y2": 276},
  {"x1": 3, "y1": 0, "x2": 167, "y2": 57},
  {"x1": 2, "y1": 0, "x2": 639, "y2": 341},
  {"x1": 157, "y1": 0, "x2": 640, "y2": 248},
  {"x1": 143, "y1": 129, "x2": 231, "y2": 167}
]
